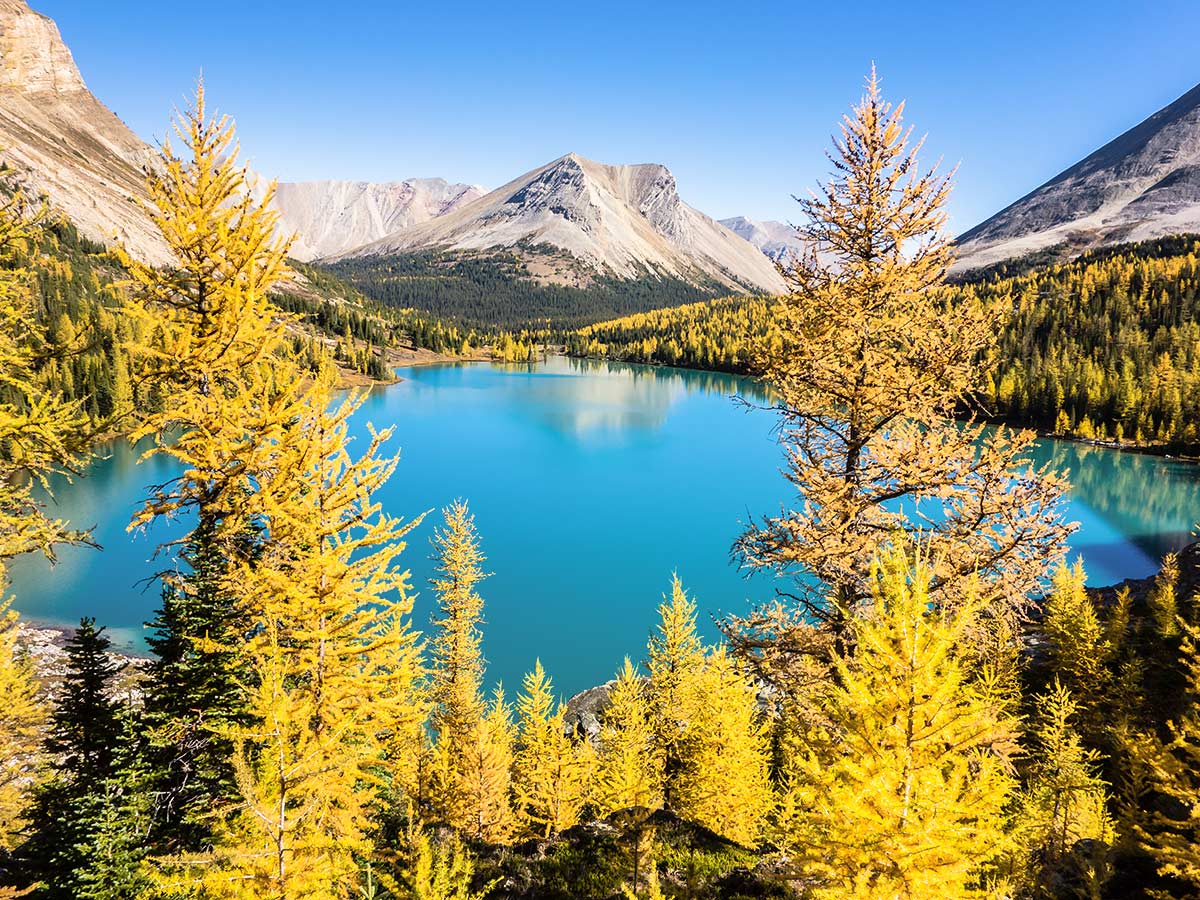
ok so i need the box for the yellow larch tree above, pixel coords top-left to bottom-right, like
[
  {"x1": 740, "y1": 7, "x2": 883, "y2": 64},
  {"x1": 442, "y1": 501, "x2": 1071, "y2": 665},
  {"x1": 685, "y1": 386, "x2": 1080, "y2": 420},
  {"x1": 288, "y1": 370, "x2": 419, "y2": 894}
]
[
  {"x1": 731, "y1": 68, "x2": 1068, "y2": 690},
  {"x1": 675, "y1": 646, "x2": 772, "y2": 847},
  {"x1": 645, "y1": 577, "x2": 772, "y2": 845},
  {"x1": 170, "y1": 385, "x2": 425, "y2": 900},
  {"x1": 775, "y1": 544, "x2": 1018, "y2": 900},
  {"x1": 646, "y1": 576, "x2": 706, "y2": 812},
  {"x1": 1133, "y1": 622, "x2": 1200, "y2": 894},
  {"x1": 594, "y1": 658, "x2": 662, "y2": 817},
  {"x1": 0, "y1": 187, "x2": 92, "y2": 570},
  {"x1": 117, "y1": 81, "x2": 299, "y2": 540},
  {"x1": 1012, "y1": 680, "x2": 1113, "y2": 896},
  {"x1": 1043, "y1": 561, "x2": 1113, "y2": 736},
  {"x1": 513, "y1": 660, "x2": 592, "y2": 838},
  {"x1": 424, "y1": 502, "x2": 517, "y2": 843},
  {"x1": 453, "y1": 686, "x2": 517, "y2": 845},
  {"x1": 0, "y1": 173, "x2": 88, "y2": 888},
  {"x1": 0, "y1": 600, "x2": 45, "y2": 860}
]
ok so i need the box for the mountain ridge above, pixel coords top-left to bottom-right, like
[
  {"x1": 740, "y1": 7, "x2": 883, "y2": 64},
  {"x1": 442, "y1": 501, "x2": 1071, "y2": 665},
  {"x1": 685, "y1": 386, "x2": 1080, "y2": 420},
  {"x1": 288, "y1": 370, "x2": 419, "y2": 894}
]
[
  {"x1": 955, "y1": 81, "x2": 1200, "y2": 271},
  {"x1": 332, "y1": 153, "x2": 788, "y2": 294}
]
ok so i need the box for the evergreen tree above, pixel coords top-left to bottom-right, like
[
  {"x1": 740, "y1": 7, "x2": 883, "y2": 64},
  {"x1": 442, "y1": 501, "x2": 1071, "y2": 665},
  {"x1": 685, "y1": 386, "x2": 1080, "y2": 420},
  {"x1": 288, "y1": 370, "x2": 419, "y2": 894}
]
[
  {"x1": 22, "y1": 619, "x2": 126, "y2": 900},
  {"x1": 141, "y1": 516, "x2": 250, "y2": 853},
  {"x1": 73, "y1": 708, "x2": 154, "y2": 900}
]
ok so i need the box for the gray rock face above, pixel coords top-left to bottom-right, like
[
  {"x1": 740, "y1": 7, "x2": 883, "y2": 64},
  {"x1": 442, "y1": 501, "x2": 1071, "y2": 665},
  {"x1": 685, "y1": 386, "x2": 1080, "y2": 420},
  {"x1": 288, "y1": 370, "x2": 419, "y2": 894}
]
[
  {"x1": 955, "y1": 81, "x2": 1200, "y2": 271},
  {"x1": 0, "y1": 0, "x2": 168, "y2": 262},
  {"x1": 719, "y1": 216, "x2": 804, "y2": 264},
  {"x1": 265, "y1": 178, "x2": 485, "y2": 262},
  {"x1": 335, "y1": 153, "x2": 788, "y2": 294}
]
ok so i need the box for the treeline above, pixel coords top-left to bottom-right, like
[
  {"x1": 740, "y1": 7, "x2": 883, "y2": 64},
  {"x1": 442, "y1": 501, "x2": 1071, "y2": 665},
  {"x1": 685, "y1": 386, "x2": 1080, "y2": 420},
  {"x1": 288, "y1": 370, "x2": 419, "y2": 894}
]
[
  {"x1": 569, "y1": 235, "x2": 1200, "y2": 450},
  {"x1": 322, "y1": 246, "x2": 727, "y2": 330}
]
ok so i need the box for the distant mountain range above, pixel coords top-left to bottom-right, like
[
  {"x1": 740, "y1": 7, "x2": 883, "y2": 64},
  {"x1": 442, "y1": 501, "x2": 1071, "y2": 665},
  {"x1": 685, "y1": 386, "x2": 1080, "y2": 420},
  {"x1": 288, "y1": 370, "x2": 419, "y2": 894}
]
[
  {"x1": 331, "y1": 154, "x2": 787, "y2": 294},
  {"x1": 718, "y1": 217, "x2": 803, "y2": 264},
  {"x1": 12, "y1": 0, "x2": 1200, "y2": 296},
  {"x1": 1, "y1": 0, "x2": 783, "y2": 299},
  {"x1": 263, "y1": 179, "x2": 486, "y2": 261},
  {"x1": 955, "y1": 81, "x2": 1200, "y2": 271}
]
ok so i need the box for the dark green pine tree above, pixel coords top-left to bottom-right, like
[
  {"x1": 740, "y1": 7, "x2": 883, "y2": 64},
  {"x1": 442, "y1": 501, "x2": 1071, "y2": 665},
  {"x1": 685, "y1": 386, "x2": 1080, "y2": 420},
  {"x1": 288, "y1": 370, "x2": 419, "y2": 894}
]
[
  {"x1": 73, "y1": 707, "x2": 153, "y2": 900},
  {"x1": 141, "y1": 516, "x2": 250, "y2": 853},
  {"x1": 21, "y1": 618, "x2": 126, "y2": 899}
]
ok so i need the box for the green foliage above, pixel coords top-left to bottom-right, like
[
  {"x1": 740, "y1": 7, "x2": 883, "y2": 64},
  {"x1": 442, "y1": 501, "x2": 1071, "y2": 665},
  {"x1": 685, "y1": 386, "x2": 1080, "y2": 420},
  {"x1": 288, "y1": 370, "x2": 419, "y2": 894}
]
[
  {"x1": 323, "y1": 247, "x2": 726, "y2": 330},
  {"x1": 21, "y1": 619, "x2": 130, "y2": 899}
]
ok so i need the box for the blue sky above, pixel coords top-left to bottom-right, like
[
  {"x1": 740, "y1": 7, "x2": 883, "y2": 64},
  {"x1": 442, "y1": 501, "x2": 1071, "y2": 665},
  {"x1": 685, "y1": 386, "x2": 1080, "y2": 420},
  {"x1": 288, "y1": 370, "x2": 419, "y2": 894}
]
[{"x1": 36, "y1": 0, "x2": 1200, "y2": 234}]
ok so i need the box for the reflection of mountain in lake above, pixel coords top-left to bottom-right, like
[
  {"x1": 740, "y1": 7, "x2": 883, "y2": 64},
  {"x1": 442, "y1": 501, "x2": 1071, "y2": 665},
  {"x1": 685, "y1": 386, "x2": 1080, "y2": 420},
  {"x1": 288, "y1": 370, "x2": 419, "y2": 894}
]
[{"x1": 1032, "y1": 438, "x2": 1200, "y2": 562}]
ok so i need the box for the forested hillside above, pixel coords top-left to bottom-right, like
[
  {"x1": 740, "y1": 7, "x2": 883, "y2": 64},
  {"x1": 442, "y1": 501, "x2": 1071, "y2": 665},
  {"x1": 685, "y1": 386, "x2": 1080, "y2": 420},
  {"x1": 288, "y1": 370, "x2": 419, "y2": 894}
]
[
  {"x1": 571, "y1": 235, "x2": 1200, "y2": 450},
  {"x1": 323, "y1": 247, "x2": 727, "y2": 329}
]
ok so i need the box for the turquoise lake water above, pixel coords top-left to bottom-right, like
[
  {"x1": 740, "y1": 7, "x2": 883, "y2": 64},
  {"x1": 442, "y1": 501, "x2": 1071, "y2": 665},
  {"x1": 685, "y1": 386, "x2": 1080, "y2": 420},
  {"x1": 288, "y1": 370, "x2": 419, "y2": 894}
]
[{"x1": 8, "y1": 358, "x2": 1200, "y2": 696}]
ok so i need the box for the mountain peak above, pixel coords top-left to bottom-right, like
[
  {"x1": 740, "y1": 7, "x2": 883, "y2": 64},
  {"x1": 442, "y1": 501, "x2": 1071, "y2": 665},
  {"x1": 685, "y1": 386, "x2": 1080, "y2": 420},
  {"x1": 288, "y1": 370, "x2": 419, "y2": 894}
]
[
  {"x1": 955, "y1": 81, "x2": 1200, "y2": 271},
  {"x1": 335, "y1": 154, "x2": 787, "y2": 294},
  {"x1": 0, "y1": 0, "x2": 86, "y2": 95}
]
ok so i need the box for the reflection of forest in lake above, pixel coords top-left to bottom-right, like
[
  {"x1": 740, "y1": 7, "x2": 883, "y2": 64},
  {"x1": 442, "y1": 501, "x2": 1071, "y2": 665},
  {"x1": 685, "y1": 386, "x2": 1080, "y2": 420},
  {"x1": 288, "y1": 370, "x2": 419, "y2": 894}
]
[{"x1": 1031, "y1": 439, "x2": 1200, "y2": 562}]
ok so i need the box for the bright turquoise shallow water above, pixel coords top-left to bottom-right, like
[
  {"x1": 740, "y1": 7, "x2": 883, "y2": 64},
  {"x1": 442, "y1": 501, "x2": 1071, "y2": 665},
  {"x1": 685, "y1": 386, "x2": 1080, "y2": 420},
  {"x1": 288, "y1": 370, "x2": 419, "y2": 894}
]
[{"x1": 8, "y1": 358, "x2": 1200, "y2": 696}]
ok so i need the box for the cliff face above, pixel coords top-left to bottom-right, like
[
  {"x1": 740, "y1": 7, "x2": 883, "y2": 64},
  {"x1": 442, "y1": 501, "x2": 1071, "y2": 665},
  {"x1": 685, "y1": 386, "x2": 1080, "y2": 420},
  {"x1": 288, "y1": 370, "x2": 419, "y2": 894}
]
[
  {"x1": 0, "y1": 0, "x2": 168, "y2": 262},
  {"x1": 955, "y1": 82, "x2": 1200, "y2": 272}
]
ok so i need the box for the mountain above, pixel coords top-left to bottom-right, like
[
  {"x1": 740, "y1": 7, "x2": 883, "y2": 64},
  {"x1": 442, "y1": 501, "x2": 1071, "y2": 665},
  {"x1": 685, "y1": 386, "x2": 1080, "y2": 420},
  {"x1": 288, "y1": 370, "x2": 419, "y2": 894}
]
[
  {"x1": 264, "y1": 178, "x2": 485, "y2": 261},
  {"x1": 955, "y1": 81, "x2": 1200, "y2": 272},
  {"x1": 332, "y1": 154, "x2": 788, "y2": 295},
  {"x1": 0, "y1": 0, "x2": 168, "y2": 262},
  {"x1": 719, "y1": 216, "x2": 803, "y2": 264}
]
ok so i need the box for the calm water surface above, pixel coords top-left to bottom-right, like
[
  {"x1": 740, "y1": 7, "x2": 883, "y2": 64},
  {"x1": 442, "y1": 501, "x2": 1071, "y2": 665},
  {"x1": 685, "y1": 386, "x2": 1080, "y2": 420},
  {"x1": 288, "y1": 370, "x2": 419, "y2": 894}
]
[{"x1": 9, "y1": 358, "x2": 1200, "y2": 695}]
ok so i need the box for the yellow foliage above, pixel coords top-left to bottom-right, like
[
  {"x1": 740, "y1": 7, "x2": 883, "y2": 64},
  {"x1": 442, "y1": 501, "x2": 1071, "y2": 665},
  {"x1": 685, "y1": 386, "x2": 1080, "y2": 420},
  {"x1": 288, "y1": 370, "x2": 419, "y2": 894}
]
[
  {"x1": 0, "y1": 600, "x2": 46, "y2": 853},
  {"x1": 594, "y1": 658, "x2": 663, "y2": 816},
  {"x1": 513, "y1": 660, "x2": 593, "y2": 838},
  {"x1": 776, "y1": 544, "x2": 1018, "y2": 899}
]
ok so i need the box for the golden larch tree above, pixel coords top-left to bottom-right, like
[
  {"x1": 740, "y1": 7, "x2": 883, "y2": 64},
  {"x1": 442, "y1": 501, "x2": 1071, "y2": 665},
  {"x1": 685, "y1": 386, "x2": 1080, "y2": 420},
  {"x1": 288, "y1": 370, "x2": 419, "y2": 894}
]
[
  {"x1": 775, "y1": 544, "x2": 1018, "y2": 899},
  {"x1": 172, "y1": 386, "x2": 425, "y2": 900},
  {"x1": 594, "y1": 658, "x2": 663, "y2": 817},
  {"x1": 731, "y1": 69, "x2": 1069, "y2": 686},
  {"x1": 1013, "y1": 680, "x2": 1113, "y2": 896},
  {"x1": 118, "y1": 81, "x2": 299, "y2": 540},
  {"x1": 513, "y1": 660, "x2": 592, "y2": 838},
  {"x1": 646, "y1": 576, "x2": 707, "y2": 812},
  {"x1": 675, "y1": 646, "x2": 772, "y2": 847},
  {"x1": 425, "y1": 502, "x2": 516, "y2": 841},
  {"x1": 1133, "y1": 622, "x2": 1200, "y2": 894}
]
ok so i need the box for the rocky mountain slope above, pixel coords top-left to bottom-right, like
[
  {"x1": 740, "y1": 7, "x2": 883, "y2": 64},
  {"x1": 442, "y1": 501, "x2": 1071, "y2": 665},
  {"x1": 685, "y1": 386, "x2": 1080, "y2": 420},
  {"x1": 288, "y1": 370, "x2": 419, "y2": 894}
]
[
  {"x1": 264, "y1": 178, "x2": 484, "y2": 261},
  {"x1": 0, "y1": 0, "x2": 168, "y2": 262},
  {"x1": 334, "y1": 154, "x2": 788, "y2": 294},
  {"x1": 955, "y1": 81, "x2": 1200, "y2": 272},
  {"x1": 719, "y1": 215, "x2": 803, "y2": 264}
]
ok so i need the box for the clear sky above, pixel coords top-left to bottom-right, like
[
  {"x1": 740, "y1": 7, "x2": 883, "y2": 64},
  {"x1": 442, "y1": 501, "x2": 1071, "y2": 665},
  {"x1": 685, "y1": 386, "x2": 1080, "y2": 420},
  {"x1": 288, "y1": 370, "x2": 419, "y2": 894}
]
[{"x1": 34, "y1": 0, "x2": 1200, "y2": 235}]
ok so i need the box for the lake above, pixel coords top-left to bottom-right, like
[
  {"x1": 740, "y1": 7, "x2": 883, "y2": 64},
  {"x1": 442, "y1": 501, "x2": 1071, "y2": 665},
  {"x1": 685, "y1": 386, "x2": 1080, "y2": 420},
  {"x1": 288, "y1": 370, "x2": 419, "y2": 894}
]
[{"x1": 8, "y1": 357, "x2": 1200, "y2": 696}]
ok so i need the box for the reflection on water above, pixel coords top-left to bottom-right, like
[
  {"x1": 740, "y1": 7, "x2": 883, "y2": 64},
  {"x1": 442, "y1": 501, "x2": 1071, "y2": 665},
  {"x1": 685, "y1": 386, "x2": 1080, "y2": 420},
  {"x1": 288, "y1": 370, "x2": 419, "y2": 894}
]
[
  {"x1": 1033, "y1": 439, "x2": 1200, "y2": 562},
  {"x1": 6, "y1": 358, "x2": 1197, "y2": 694}
]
